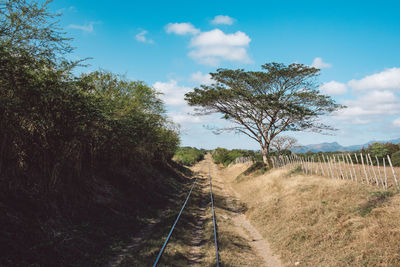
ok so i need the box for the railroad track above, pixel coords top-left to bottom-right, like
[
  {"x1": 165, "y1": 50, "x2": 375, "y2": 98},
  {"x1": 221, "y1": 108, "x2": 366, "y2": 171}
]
[{"x1": 153, "y1": 162, "x2": 219, "y2": 267}]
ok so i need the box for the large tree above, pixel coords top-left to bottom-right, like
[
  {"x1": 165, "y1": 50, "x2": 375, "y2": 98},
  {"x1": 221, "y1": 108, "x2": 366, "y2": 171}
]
[{"x1": 185, "y1": 63, "x2": 344, "y2": 166}]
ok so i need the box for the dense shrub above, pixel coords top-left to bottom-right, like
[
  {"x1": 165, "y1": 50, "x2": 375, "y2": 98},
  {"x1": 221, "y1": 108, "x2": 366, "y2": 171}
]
[
  {"x1": 173, "y1": 147, "x2": 206, "y2": 166},
  {"x1": 0, "y1": 1, "x2": 181, "y2": 265},
  {"x1": 212, "y1": 148, "x2": 256, "y2": 166},
  {"x1": 392, "y1": 151, "x2": 400, "y2": 167}
]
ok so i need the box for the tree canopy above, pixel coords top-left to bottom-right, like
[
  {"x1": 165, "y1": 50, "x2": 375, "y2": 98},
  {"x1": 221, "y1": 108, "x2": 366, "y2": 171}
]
[
  {"x1": 1, "y1": 1, "x2": 181, "y2": 264},
  {"x1": 185, "y1": 63, "x2": 344, "y2": 165}
]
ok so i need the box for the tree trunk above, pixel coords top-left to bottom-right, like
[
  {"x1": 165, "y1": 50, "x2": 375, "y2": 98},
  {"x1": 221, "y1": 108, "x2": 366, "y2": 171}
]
[{"x1": 261, "y1": 146, "x2": 271, "y2": 168}]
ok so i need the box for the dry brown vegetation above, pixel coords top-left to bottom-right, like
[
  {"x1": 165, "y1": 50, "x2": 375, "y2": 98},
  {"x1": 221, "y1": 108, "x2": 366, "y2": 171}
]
[{"x1": 219, "y1": 163, "x2": 400, "y2": 266}]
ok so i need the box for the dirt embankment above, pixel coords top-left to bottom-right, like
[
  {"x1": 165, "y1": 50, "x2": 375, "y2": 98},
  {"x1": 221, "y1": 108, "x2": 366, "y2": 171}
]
[
  {"x1": 113, "y1": 156, "x2": 280, "y2": 266},
  {"x1": 221, "y1": 162, "x2": 400, "y2": 266}
]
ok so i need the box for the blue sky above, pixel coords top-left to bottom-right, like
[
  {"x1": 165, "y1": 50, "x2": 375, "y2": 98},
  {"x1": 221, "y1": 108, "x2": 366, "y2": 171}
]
[{"x1": 51, "y1": 0, "x2": 400, "y2": 149}]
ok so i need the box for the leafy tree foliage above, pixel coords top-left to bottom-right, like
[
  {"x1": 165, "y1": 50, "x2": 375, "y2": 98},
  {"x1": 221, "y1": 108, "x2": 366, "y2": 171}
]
[
  {"x1": 185, "y1": 63, "x2": 344, "y2": 166},
  {"x1": 0, "y1": 0, "x2": 179, "y2": 192},
  {"x1": 0, "y1": 1, "x2": 180, "y2": 265},
  {"x1": 367, "y1": 142, "x2": 389, "y2": 158},
  {"x1": 173, "y1": 147, "x2": 206, "y2": 166},
  {"x1": 392, "y1": 151, "x2": 400, "y2": 167},
  {"x1": 212, "y1": 148, "x2": 255, "y2": 166}
]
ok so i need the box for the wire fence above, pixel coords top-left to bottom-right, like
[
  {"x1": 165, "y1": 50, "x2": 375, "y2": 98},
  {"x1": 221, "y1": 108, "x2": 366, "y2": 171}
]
[{"x1": 271, "y1": 153, "x2": 400, "y2": 191}]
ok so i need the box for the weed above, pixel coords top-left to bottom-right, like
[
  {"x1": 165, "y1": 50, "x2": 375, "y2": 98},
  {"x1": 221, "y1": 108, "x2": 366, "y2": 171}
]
[
  {"x1": 243, "y1": 161, "x2": 269, "y2": 175},
  {"x1": 358, "y1": 191, "x2": 393, "y2": 217},
  {"x1": 286, "y1": 165, "x2": 302, "y2": 177}
]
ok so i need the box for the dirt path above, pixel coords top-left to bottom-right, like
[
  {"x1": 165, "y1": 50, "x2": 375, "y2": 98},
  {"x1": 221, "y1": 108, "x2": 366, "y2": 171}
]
[
  {"x1": 107, "y1": 156, "x2": 282, "y2": 266},
  {"x1": 187, "y1": 160, "x2": 210, "y2": 266},
  {"x1": 187, "y1": 177, "x2": 208, "y2": 266},
  {"x1": 207, "y1": 155, "x2": 283, "y2": 267}
]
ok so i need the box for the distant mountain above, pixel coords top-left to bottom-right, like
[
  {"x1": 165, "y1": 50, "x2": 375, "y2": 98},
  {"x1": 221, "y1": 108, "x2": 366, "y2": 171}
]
[{"x1": 291, "y1": 137, "x2": 400, "y2": 153}]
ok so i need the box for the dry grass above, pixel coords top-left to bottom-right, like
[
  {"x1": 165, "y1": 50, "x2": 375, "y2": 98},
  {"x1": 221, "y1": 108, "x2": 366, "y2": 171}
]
[
  {"x1": 193, "y1": 157, "x2": 264, "y2": 266},
  {"x1": 210, "y1": 180, "x2": 265, "y2": 266},
  {"x1": 222, "y1": 164, "x2": 400, "y2": 266}
]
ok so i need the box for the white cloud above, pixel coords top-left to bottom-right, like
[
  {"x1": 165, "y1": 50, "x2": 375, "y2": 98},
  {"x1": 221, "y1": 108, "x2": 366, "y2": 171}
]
[
  {"x1": 311, "y1": 57, "x2": 332, "y2": 69},
  {"x1": 135, "y1": 30, "x2": 153, "y2": 44},
  {"x1": 152, "y1": 79, "x2": 213, "y2": 126},
  {"x1": 211, "y1": 15, "x2": 235, "y2": 25},
  {"x1": 190, "y1": 29, "x2": 250, "y2": 46},
  {"x1": 190, "y1": 71, "x2": 213, "y2": 85},
  {"x1": 334, "y1": 90, "x2": 400, "y2": 124},
  {"x1": 68, "y1": 21, "x2": 98, "y2": 33},
  {"x1": 165, "y1": 22, "x2": 200, "y2": 35},
  {"x1": 189, "y1": 29, "x2": 251, "y2": 65},
  {"x1": 320, "y1": 81, "x2": 347, "y2": 95},
  {"x1": 168, "y1": 111, "x2": 204, "y2": 124},
  {"x1": 152, "y1": 80, "x2": 191, "y2": 106},
  {"x1": 56, "y1": 6, "x2": 76, "y2": 14},
  {"x1": 393, "y1": 117, "x2": 400, "y2": 127},
  {"x1": 331, "y1": 67, "x2": 400, "y2": 127},
  {"x1": 348, "y1": 67, "x2": 400, "y2": 91}
]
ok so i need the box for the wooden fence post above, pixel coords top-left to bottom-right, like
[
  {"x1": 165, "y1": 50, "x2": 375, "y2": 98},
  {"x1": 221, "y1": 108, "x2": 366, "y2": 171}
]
[
  {"x1": 344, "y1": 154, "x2": 353, "y2": 181},
  {"x1": 365, "y1": 154, "x2": 374, "y2": 185},
  {"x1": 375, "y1": 155, "x2": 384, "y2": 189},
  {"x1": 354, "y1": 153, "x2": 363, "y2": 184},
  {"x1": 322, "y1": 154, "x2": 330, "y2": 178},
  {"x1": 327, "y1": 156, "x2": 335, "y2": 179},
  {"x1": 305, "y1": 157, "x2": 308, "y2": 175},
  {"x1": 360, "y1": 153, "x2": 370, "y2": 184},
  {"x1": 387, "y1": 155, "x2": 399, "y2": 191},
  {"x1": 383, "y1": 157, "x2": 388, "y2": 190},
  {"x1": 368, "y1": 154, "x2": 379, "y2": 187},
  {"x1": 348, "y1": 154, "x2": 357, "y2": 182},
  {"x1": 334, "y1": 155, "x2": 344, "y2": 179},
  {"x1": 300, "y1": 157, "x2": 304, "y2": 173},
  {"x1": 325, "y1": 155, "x2": 333, "y2": 179},
  {"x1": 312, "y1": 157, "x2": 317, "y2": 175},
  {"x1": 341, "y1": 154, "x2": 347, "y2": 180},
  {"x1": 332, "y1": 155, "x2": 339, "y2": 179},
  {"x1": 318, "y1": 156, "x2": 325, "y2": 176}
]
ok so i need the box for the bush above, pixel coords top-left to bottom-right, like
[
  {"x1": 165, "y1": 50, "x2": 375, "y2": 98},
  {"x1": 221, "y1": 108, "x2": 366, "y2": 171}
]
[
  {"x1": 391, "y1": 151, "x2": 400, "y2": 167},
  {"x1": 243, "y1": 161, "x2": 267, "y2": 175},
  {"x1": 212, "y1": 148, "x2": 255, "y2": 166},
  {"x1": 0, "y1": 1, "x2": 181, "y2": 265},
  {"x1": 173, "y1": 147, "x2": 206, "y2": 166}
]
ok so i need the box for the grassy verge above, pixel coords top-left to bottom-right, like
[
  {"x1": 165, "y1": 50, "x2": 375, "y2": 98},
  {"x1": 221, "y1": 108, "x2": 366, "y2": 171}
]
[
  {"x1": 226, "y1": 165, "x2": 400, "y2": 266},
  {"x1": 118, "y1": 174, "x2": 215, "y2": 266},
  {"x1": 0, "y1": 161, "x2": 189, "y2": 266}
]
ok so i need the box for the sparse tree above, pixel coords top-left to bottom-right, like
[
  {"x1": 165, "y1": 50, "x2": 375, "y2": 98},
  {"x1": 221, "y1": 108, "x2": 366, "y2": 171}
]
[
  {"x1": 271, "y1": 135, "x2": 298, "y2": 155},
  {"x1": 185, "y1": 63, "x2": 344, "y2": 167}
]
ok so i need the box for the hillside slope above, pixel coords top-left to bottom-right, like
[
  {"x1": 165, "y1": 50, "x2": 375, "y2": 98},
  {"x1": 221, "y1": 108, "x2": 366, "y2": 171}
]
[
  {"x1": 220, "y1": 164, "x2": 400, "y2": 266},
  {"x1": 0, "y1": 160, "x2": 189, "y2": 266}
]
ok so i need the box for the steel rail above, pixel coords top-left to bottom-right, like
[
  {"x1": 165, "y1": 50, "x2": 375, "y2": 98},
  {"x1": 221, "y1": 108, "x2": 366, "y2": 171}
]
[
  {"x1": 153, "y1": 177, "x2": 198, "y2": 267},
  {"x1": 208, "y1": 163, "x2": 220, "y2": 267}
]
